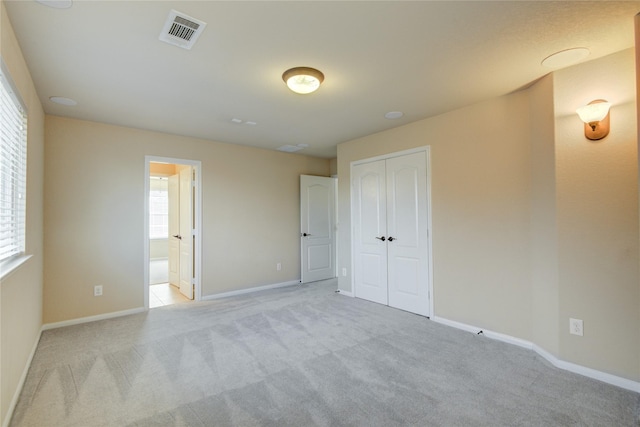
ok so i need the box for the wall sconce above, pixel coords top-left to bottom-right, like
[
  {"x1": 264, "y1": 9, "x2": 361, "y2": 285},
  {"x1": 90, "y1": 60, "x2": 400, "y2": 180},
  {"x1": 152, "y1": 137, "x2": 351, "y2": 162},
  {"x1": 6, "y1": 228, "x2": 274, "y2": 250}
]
[{"x1": 576, "y1": 99, "x2": 611, "y2": 140}]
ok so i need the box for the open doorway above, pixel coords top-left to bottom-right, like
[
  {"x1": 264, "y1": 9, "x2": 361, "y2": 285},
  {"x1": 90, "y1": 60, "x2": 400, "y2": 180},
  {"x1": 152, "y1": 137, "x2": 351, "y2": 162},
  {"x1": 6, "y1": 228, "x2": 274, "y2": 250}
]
[{"x1": 144, "y1": 157, "x2": 202, "y2": 309}]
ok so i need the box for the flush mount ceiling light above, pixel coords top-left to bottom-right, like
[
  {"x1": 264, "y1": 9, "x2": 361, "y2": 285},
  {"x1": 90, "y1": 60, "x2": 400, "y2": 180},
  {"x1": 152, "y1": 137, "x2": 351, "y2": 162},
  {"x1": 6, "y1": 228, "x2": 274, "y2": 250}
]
[
  {"x1": 282, "y1": 67, "x2": 324, "y2": 94},
  {"x1": 49, "y1": 96, "x2": 77, "y2": 106},
  {"x1": 541, "y1": 48, "x2": 590, "y2": 69},
  {"x1": 576, "y1": 99, "x2": 611, "y2": 140}
]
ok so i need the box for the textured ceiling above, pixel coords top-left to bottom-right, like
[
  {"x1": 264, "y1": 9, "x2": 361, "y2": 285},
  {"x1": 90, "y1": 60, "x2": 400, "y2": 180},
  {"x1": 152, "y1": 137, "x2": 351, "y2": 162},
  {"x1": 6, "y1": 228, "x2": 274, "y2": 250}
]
[{"x1": 4, "y1": 1, "x2": 640, "y2": 158}]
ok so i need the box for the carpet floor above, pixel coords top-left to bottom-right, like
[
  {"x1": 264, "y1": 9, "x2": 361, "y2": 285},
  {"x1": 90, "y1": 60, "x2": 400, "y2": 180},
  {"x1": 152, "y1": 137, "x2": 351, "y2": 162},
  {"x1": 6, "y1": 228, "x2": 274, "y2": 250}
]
[{"x1": 10, "y1": 279, "x2": 640, "y2": 426}]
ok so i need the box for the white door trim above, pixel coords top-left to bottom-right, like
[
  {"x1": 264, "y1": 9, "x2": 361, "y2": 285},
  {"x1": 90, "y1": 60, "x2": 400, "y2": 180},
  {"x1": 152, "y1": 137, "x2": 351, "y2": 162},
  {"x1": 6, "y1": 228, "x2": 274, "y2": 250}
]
[
  {"x1": 144, "y1": 156, "x2": 203, "y2": 308},
  {"x1": 349, "y1": 146, "x2": 434, "y2": 317},
  {"x1": 351, "y1": 146, "x2": 430, "y2": 167}
]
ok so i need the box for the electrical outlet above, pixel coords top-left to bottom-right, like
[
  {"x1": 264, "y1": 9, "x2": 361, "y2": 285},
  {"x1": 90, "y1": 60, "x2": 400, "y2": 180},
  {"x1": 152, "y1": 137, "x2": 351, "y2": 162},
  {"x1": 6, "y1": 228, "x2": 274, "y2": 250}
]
[
  {"x1": 276, "y1": 262, "x2": 282, "y2": 271},
  {"x1": 569, "y1": 318, "x2": 583, "y2": 336},
  {"x1": 342, "y1": 267, "x2": 347, "y2": 276},
  {"x1": 94, "y1": 285, "x2": 103, "y2": 297}
]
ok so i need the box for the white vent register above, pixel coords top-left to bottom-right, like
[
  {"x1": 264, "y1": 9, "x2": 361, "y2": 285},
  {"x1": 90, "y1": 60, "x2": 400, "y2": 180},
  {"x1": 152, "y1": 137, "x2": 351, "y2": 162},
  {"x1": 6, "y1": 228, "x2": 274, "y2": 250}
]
[{"x1": 159, "y1": 10, "x2": 207, "y2": 50}]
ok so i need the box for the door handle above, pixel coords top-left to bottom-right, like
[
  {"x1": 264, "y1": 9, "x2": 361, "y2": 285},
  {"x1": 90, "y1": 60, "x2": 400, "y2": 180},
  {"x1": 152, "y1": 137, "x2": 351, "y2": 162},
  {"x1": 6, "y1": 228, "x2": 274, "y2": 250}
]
[
  {"x1": 388, "y1": 236, "x2": 396, "y2": 242},
  {"x1": 173, "y1": 234, "x2": 182, "y2": 240},
  {"x1": 302, "y1": 232, "x2": 312, "y2": 237},
  {"x1": 375, "y1": 236, "x2": 386, "y2": 241}
]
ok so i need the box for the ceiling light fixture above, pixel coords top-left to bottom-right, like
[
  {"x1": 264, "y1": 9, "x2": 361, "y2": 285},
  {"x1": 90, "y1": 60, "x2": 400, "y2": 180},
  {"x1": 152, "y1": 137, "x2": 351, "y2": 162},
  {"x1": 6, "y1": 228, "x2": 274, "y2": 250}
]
[
  {"x1": 282, "y1": 67, "x2": 324, "y2": 94},
  {"x1": 576, "y1": 99, "x2": 611, "y2": 140}
]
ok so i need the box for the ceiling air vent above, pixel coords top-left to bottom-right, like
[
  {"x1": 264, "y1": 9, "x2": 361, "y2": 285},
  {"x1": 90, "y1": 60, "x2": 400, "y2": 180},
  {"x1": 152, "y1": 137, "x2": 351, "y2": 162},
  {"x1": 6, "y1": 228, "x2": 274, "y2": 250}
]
[{"x1": 159, "y1": 10, "x2": 207, "y2": 50}]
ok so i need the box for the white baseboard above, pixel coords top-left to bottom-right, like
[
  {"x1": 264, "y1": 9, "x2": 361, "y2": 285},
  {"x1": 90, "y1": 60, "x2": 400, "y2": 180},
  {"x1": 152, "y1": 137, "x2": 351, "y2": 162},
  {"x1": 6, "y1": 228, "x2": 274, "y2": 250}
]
[
  {"x1": 42, "y1": 307, "x2": 146, "y2": 331},
  {"x1": 531, "y1": 343, "x2": 640, "y2": 393},
  {"x1": 336, "y1": 289, "x2": 354, "y2": 297},
  {"x1": 3, "y1": 329, "x2": 42, "y2": 427},
  {"x1": 201, "y1": 280, "x2": 300, "y2": 301},
  {"x1": 431, "y1": 315, "x2": 640, "y2": 393}
]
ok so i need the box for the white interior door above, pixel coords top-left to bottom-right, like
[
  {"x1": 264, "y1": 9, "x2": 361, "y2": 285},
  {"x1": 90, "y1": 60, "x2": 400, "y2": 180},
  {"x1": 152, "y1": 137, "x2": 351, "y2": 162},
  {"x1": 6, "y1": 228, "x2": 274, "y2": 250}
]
[
  {"x1": 168, "y1": 174, "x2": 180, "y2": 287},
  {"x1": 179, "y1": 166, "x2": 194, "y2": 299},
  {"x1": 300, "y1": 175, "x2": 336, "y2": 283},
  {"x1": 352, "y1": 151, "x2": 430, "y2": 316},
  {"x1": 386, "y1": 152, "x2": 429, "y2": 316},
  {"x1": 353, "y1": 160, "x2": 388, "y2": 305}
]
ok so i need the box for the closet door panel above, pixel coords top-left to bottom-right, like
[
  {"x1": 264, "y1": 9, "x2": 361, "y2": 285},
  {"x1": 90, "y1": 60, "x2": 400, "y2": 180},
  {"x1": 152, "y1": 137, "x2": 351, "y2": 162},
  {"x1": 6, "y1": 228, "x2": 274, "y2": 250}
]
[
  {"x1": 353, "y1": 160, "x2": 388, "y2": 305},
  {"x1": 386, "y1": 152, "x2": 429, "y2": 316}
]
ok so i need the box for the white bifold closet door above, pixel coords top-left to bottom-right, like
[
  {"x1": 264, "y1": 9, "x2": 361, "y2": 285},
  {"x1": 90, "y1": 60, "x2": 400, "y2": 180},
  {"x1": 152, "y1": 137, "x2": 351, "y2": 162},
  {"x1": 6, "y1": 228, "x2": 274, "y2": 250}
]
[{"x1": 353, "y1": 151, "x2": 430, "y2": 316}]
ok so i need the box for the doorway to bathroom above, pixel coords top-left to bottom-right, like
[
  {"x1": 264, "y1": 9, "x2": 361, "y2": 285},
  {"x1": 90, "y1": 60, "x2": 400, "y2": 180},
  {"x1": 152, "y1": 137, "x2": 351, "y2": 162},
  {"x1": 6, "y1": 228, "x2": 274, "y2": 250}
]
[{"x1": 144, "y1": 156, "x2": 202, "y2": 308}]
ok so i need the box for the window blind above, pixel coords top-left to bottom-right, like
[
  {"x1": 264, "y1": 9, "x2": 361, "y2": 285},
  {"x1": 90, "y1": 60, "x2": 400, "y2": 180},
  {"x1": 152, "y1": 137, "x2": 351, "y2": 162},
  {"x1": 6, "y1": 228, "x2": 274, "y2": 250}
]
[
  {"x1": 0, "y1": 64, "x2": 27, "y2": 262},
  {"x1": 149, "y1": 177, "x2": 169, "y2": 239}
]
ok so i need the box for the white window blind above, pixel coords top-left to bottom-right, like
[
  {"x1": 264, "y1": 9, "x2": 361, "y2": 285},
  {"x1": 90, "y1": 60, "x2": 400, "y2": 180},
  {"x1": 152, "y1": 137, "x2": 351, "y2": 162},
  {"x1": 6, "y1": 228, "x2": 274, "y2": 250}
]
[
  {"x1": 0, "y1": 63, "x2": 28, "y2": 263},
  {"x1": 149, "y1": 177, "x2": 169, "y2": 239}
]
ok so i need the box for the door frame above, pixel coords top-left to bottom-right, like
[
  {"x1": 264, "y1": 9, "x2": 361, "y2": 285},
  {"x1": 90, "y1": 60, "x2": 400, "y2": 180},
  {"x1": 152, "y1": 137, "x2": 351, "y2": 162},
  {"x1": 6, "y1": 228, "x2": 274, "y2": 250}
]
[
  {"x1": 144, "y1": 156, "x2": 203, "y2": 308},
  {"x1": 349, "y1": 146, "x2": 434, "y2": 317}
]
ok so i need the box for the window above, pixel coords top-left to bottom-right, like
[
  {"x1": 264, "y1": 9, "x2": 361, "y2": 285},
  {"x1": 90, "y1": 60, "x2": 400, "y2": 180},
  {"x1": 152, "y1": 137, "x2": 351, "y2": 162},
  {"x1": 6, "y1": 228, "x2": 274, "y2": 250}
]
[
  {"x1": 149, "y1": 177, "x2": 169, "y2": 239},
  {"x1": 0, "y1": 62, "x2": 28, "y2": 263}
]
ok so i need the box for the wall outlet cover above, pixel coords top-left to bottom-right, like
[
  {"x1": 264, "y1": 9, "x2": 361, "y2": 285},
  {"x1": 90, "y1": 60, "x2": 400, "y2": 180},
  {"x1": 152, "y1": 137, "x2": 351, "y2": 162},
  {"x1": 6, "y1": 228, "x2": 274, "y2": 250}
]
[{"x1": 569, "y1": 318, "x2": 583, "y2": 336}]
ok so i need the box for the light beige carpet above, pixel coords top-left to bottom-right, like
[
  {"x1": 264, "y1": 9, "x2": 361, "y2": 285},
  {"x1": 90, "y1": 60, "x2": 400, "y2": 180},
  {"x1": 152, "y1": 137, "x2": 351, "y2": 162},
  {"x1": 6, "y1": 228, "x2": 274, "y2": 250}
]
[{"x1": 10, "y1": 279, "x2": 640, "y2": 426}]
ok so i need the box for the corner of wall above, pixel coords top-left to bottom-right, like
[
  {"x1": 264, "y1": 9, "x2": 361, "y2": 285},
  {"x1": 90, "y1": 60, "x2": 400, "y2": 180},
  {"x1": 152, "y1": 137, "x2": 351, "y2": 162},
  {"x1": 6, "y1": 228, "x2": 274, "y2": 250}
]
[{"x1": 528, "y1": 73, "x2": 560, "y2": 357}]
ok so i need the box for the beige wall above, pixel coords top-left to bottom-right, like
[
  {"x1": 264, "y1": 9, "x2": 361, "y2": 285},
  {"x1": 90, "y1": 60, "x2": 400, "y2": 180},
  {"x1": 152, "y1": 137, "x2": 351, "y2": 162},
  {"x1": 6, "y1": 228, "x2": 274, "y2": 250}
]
[
  {"x1": 329, "y1": 158, "x2": 337, "y2": 176},
  {"x1": 636, "y1": 12, "x2": 640, "y2": 384},
  {"x1": 553, "y1": 49, "x2": 639, "y2": 379},
  {"x1": 44, "y1": 116, "x2": 330, "y2": 323},
  {"x1": 0, "y1": 2, "x2": 45, "y2": 424},
  {"x1": 529, "y1": 74, "x2": 560, "y2": 356},
  {"x1": 337, "y1": 48, "x2": 640, "y2": 382},
  {"x1": 337, "y1": 91, "x2": 534, "y2": 340}
]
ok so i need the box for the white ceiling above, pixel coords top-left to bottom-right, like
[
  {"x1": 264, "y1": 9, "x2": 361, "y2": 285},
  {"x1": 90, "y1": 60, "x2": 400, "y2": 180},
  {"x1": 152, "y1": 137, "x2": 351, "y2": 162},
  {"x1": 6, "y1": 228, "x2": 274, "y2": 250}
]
[{"x1": 5, "y1": 1, "x2": 640, "y2": 158}]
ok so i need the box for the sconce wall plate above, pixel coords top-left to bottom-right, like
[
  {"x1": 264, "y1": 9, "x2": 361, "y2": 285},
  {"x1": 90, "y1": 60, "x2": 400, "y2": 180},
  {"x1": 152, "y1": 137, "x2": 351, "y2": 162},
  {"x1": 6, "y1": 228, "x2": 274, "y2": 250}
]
[{"x1": 583, "y1": 112, "x2": 610, "y2": 140}]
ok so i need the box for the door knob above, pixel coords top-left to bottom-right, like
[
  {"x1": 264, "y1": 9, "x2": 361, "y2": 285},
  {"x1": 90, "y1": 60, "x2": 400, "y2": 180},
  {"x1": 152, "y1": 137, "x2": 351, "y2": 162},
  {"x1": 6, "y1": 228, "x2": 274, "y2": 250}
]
[
  {"x1": 375, "y1": 236, "x2": 386, "y2": 241},
  {"x1": 302, "y1": 232, "x2": 312, "y2": 237},
  {"x1": 173, "y1": 234, "x2": 182, "y2": 240},
  {"x1": 388, "y1": 236, "x2": 395, "y2": 242}
]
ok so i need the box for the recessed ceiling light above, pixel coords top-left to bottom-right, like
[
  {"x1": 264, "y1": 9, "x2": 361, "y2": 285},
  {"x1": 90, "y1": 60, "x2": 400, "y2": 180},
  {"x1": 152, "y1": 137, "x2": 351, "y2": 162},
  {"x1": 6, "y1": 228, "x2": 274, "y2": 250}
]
[
  {"x1": 385, "y1": 111, "x2": 404, "y2": 120},
  {"x1": 541, "y1": 48, "x2": 590, "y2": 69},
  {"x1": 49, "y1": 96, "x2": 77, "y2": 106},
  {"x1": 245, "y1": 121, "x2": 257, "y2": 126},
  {"x1": 36, "y1": 0, "x2": 73, "y2": 9},
  {"x1": 231, "y1": 118, "x2": 243, "y2": 124}
]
